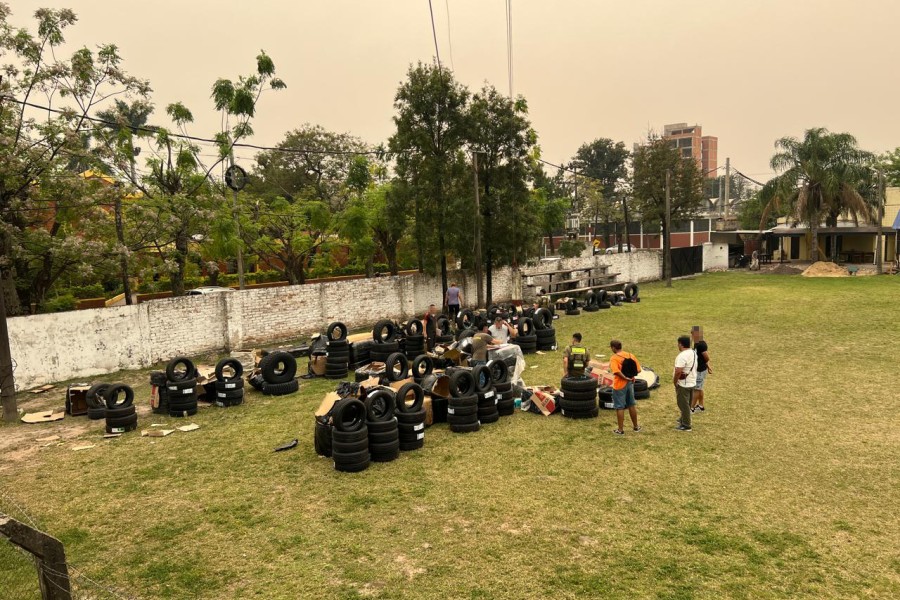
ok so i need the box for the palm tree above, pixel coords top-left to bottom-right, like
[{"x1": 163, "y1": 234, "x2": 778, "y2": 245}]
[{"x1": 760, "y1": 128, "x2": 873, "y2": 262}]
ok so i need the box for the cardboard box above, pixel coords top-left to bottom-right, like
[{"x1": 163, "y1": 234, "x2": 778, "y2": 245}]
[
  {"x1": 315, "y1": 392, "x2": 342, "y2": 418},
  {"x1": 66, "y1": 384, "x2": 90, "y2": 416},
  {"x1": 528, "y1": 386, "x2": 558, "y2": 416},
  {"x1": 310, "y1": 355, "x2": 327, "y2": 376}
]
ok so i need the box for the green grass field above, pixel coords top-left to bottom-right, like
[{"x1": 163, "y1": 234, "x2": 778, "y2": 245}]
[{"x1": 1, "y1": 272, "x2": 899, "y2": 599}]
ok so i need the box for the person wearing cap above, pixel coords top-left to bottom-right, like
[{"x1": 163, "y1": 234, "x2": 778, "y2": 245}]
[
  {"x1": 488, "y1": 315, "x2": 516, "y2": 344},
  {"x1": 609, "y1": 339, "x2": 642, "y2": 435},
  {"x1": 690, "y1": 326, "x2": 711, "y2": 413}
]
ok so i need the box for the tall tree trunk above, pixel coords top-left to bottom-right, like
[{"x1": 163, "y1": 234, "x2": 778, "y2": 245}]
[
  {"x1": 810, "y1": 220, "x2": 820, "y2": 262},
  {"x1": 171, "y1": 232, "x2": 189, "y2": 296},
  {"x1": 662, "y1": 220, "x2": 671, "y2": 283},
  {"x1": 546, "y1": 229, "x2": 555, "y2": 253},
  {"x1": 115, "y1": 198, "x2": 133, "y2": 304},
  {"x1": 365, "y1": 253, "x2": 375, "y2": 278},
  {"x1": 415, "y1": 196, "x2": 425, "y2": 273},
  {"x1": 439, "y1": 231, "x2": 448, "y2": 301},
  {"x1": 387, "y1": 244, "x2": 399, "y2": 276}
]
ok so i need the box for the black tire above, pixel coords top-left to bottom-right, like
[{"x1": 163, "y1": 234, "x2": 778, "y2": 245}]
[
  {"x1": 623, "y1": 283, "x2": 639, "y2": 300},
  {"x1": 449, "y1": 422, "x2": 480, "y2": 434},
  {"x1": 583, "y1": 305, "x2": 599, "y2": 313},
  {"x1": 215, "y1": 379, "x2": 244, "y2": 392},
  {"x1": 333, "y1": 398, "x2": 367, "y2": 432},
  {"x1": 105, "y1": 413, "x2": 138, "y2": 428},
  {"x1": 635, "y1": 389, "x2": 651, "y2": 400},
  {"x1": 215, "y1": 358, "x2": 244, "y2": 382},
  {"x1": 494, "y1": 381, "x2": 513, "y2": 394},
  {"x1": 104, "y1": 406, "x2": 136, "y2": 420},
  {"x1": 366, "y1": 418, "x2": 399, "y2": 434},
  {"x1": 533, "y1": 308, "x2": 552, "y2": 330},
  {"x1": 448, "y1": 369, "x2": 476, "y2": 398},
  {"x1": 448, "y1": 394, "x2": 478, "y2": 408},
  {"x1": 259, "y1": 351, "x2": 298, "y2": 385},
  {"x1": 517, "y1": 317, "x2": 534, "y2": 337},
  {"x1": 487, "y1": 359, "x2": 509, "y2": 384},
  {"x1": 168, "y1": 407, "x2": 198, "y2": 418},
  {"x1": 87, "y1": 406, "x2": 106, "y2": 420},
  {"x1": 456, "y1": 309, "x2": 475, "y2": 331},
  {"x1": 633, "y1": 379, "x2": 649, "y2": 393},
  {"x1": 404, "y1": 319, "x2": 424, "y2": 336},
  {"x1": 314, "y1": 420, "x2": 333, "y2": 457},
  {"x1": 86, "y1": 383, "x2": 111, "y2": 409},
  {"x1": 472, "y1": 364, "x2": 493, "y2": 394},
  {"x1": 448, "y1": 404, "x2": 478, "y2": 417},
  {"x1": 325, "y1": 369, "x2": 349, "y2": 379},
  {"x1": 384, "y1": 352, "x2": 409, "y2": 382},
  {"x1": 399, "y1": 440, "x2": 425, "y2": 452},
  {"x1": 584, "y1": 290, "x2": 599, "y2": 308},
  {"x1": 326, "y1": 339, "x2": 350, "y2": 351},
  {"x1": 535, "y1": 328, "x2": 556, "y2": 340},
  {"x1": 561, "y1": 407, "x2": 599, "y2": 419},
  {"x1": 560, "y1": 388, "x2": 597, "y2": 402},
  {"x1": 166, "y1": 357, "x2": 196, "y2": 382},
  {"x1": 598, "y1": 387, "x2": 615, "y2": 410},
  {"x1": 565, "y1": 309, "x2": 581, "y2": 316},
  {"x1": 326, "y1": 351, "x2": 350, "y2": 363},
  {"x1": 411, "y1": 355, "x2": 434, "y2": 380},
  {"x1": 497, "y1": 404, "x2": 516, "y2": 416},
  {"x1": 326, "y1": 321, "x2": 349, "y2": 341},
  {"x1": 395, "y1": 382, "x2": 425, "y2": 413},
  {"x1": 332, "y1": 428, "x2": 368, "y2": 443},
  {"x1": 262, "y1": 379, "x2": 300, "y2": 396},
  {"x1": 167, "y1": 396, "x2": 197, "y2": 409},
  {"x1": 436, "y1": 316, "x2": 452, "y2": 336},
  {"x1": 333, "y1": 449, "x2": 370, "y2": 464},
  {"x1": 166, "y1": 378, "x2": 197, "y2": 395},
  {"x1": 215, "y1": 389, "x2": 244, "y2": 400},
  {"x1": 479, "y1": 412, "x2": 499, "y2": 424},
  {"x1": 248, "y1": 374, "x2": 266, "y2": 391},
  {"x1": 369, "y1": 430, "x2": 400, "y2": 445},
  {"x1": 104, "y1": 384, "x2": 135, "y2": 410},
  {"x1": 456, "y1": 327, "x2": 477, "y2": 342},
  {"x1": 106, "y1": 421, "x2": 137, "y2": 434},
  {"x1": 559, "y1": 398, "x2": 597, "y2": 412},
  {"x1": 594, "y1": 289, "x2": 608, "y2": 305},
  {"x1": 373, "y1": 320, "x2": 397, "y2": 343},
  {"x1": 334, "y1": 457, "x2": 371, "y2": 473},
  {"x1": 561, "y1": 376, "x2": 598, "y2": 392},
  {"x1": 598, "y1": 301, "x2": 612, "y2": 309},
  {"x1": 398, "y1": 422, "x2": 425, "y2": 435},
  {"x1": 333, "y1": 438, "x2": 370, "y2": 453},
  {"x1": 396, "y1": 409, "x2": 427, "y2": 425},
  {"x1": 364, "y1": 388, "x2": 396, "y2": 422},
  {"x1": 370, "y1": 444, "x2": 400, "y2": 462}
]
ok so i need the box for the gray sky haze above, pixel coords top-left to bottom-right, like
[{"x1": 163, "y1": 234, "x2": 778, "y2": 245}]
[{"x1": 12, "y1": 0, "x2": 900, "y2": 178}]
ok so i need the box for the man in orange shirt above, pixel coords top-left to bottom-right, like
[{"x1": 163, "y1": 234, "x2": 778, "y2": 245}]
[{"x1": 609, "y1": 339, "x2": 642, "y2": 435}]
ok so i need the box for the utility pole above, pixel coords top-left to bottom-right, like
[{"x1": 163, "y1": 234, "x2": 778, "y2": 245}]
[
  {"x1": 723, "y1": 157, "x2": 731, "y2": 222},
  {"x1": 473, "y1": 153, "x2": 484, "y2": 308},
  {"x1": 622, "y1": 195, "x2": 632, "y2": 252},
  {"x1": 876, "y1": 168, "x2": 884, "y2": 274},
  {"x1": 665, "y1": 170, "x2": 672, "y2": 288},
  {"x1": 229, "y1": 149, "x2": 246, "y2": 289},
  {"x1": 0, "y1": 87, "x2": 17, "y2": 422}
]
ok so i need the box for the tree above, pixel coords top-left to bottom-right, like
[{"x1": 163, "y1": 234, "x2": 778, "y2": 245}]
[
  {"x1": 877, "y1": 147, "x2": 900, "y2": 187},
  {"x1": 390, "y1": 62, "x2": 470, "y2": 297},
  {"x1": 632, "y1": 135, "x2": 704, "y2": 281},
  {"x1": 533, "y1": 189, "x2": 567, "y2": 254},
  {"x1": 759, "y1": 128, "x2": 872, "y2": 262}
]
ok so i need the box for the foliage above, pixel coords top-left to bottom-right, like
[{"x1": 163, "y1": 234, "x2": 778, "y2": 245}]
[
  {"x1": 759, "y1": 128, "x2": 873, "y2": 261},
  {"x1": 532, "y1": 189, "x2": 568, "y2": 253},
  {"x1": 43, "y1": 293, "x2": 76, "y2": 312},
  {"x1": 876, "y1": 147, "x2": 900, "y2": 187},
  {"x1": 558, "y1": 239, "x2": 586, "y2": 258},
  {"x1": 738, "y1": 192, "x2": 780, "y2": 230},
  {"x1": 632, "y1": 135, "x2": 705, "y2": 227},
  {"x1": 570, "y1": 138, "x2": 630, "y2": 197}
]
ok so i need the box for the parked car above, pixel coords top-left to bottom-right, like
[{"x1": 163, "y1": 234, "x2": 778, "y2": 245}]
[
  {"x1": 185, "y1": 286, "x2": 234, "y2": 296},
  {"x1": 605, "y1": 244, "x2": 634, "y2": 254}
]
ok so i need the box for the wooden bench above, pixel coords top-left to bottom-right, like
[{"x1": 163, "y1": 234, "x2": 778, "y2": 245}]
[{"x1": 545, "y1": 275, "x2": 622, "y2": 298}]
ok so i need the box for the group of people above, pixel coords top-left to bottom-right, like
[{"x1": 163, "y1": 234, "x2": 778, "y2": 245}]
[{"x1": 563, "y1": 326, "x2": 711, "y2": 435}]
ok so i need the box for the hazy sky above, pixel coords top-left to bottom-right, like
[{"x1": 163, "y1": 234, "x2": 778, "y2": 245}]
[{"x1": 11, "y1": 0, "x2": 900, "y2": 179}]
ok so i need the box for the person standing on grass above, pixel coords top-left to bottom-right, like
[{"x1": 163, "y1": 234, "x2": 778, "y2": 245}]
[
  {"x1": 673, "y1": 335, "x2": 697, "y2": 431},
  {"x1": 609, "y1": 339, "x2": 641, "y2": 435},
  {"x1": 562, "y1": 333, "x2": 589, "y2": 378},
  {"x1": 423, "y1": 304, "x2": 439, "y2": 351},
  {"x1": 690, "y1": 325, "x2": 711, "y2": 413},
  {"x1": 445, "y1": 282, "x2": 463, "y2": 321}
]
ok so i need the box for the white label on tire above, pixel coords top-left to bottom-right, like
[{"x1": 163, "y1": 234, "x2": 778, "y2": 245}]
[
  {"x1": 110, "y1": 427, "x2": 124, "y2": 433},
  {"x1": 167, "y1": 386, "x2": 178, "y2": 392},
  {"x1": 217, "y1": 392, "x2": 227, "y2": 398},
  {"x1": 604, "y1": 402, "x2": 614, "y2": 409},
  {"x1": 416, "y1": 433, "x2": 425, "y2": 440},
  {"x1": 559, "y1": 391, "x2": 565, "y2": 397},
  {"x1": 215, "y1": 401, "x2": 225, "y2": 407},
  {"x1": 495, "y1": 399, "x2": 498, "y2": 405},
  {"x1": 484, "y1": 391, "x2": 494, "y2": 398},
  {"x1": 224, "y1": 383, "x2": 236, "y2": 389},
  {"x1": 447, "y1": 408, "x2": 455, "y2": 415},
  {"x1": 413, "y1": 423, "x2": 424, "y2": 431},
  {"x1": 182, "y1": 388, "x2": 192, "y2": 395}
]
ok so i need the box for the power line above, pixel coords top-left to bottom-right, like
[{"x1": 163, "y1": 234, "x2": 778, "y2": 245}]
[
  {"x1": 428, "y1": 0, "x2": 443, "y2": 71},
  {"x1": 445, "y1": 0, "x2": 455, "y2": 71},
  {"x1": 505, "y1": 0, "x2": 513, "y2": 97}
]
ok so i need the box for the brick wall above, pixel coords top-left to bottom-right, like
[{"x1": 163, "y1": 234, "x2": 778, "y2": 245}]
[{"x1": 8, "y1": 254, "x2": 663, "y2": 389}]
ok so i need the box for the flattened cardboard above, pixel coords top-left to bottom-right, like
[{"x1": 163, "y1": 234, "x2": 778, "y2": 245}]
[
  {"x1": 315, "y1": 392, "x2": 343, "y2": 417},
  {"x1": 176, "y1": 423, "x2": 200, "y2": 432},
  {"x1": 423, "y1": 395, "x2": 434, "y2": 426},
  {"x1": 142, "y1": 429, "x2": 175, "y2": 437},
  {"x1": 310, "y1": 355, "x2": 327, "y2": 376},
  {"x1": 21, "y1": 410, "x2": 64, "y2": 424}
]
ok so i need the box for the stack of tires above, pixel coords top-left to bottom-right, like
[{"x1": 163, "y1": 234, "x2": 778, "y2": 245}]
[
  {"x1": 533, "y1": 308, "x2": 557, "y2": 351},
  {"x1": 634, "y1": 378, "x2": 650, "y2": 400},
  {"x1": 363, "y1": 388, "x2": 400, "y2": 463},
  {"x1": 488, "y1": 360, "x2": 516, "y2": 416},
  {"x1": 166, "y1": 357, "x2": 198, "y2": 418},
  {"x1": 583, "y1": 290, "x2": 600, "y2": 312},
  {"x1": 447, "y1": 370, "x2": 479, "y2": 433},
  {"x1": 559, "y1": 375, "x2": 599, "y2": 419},
  {"x1": 598, "y1": 386, "x2": 615, "y2": 410},
  {"x1": 349, "y1": 339, "x2": 376, "y2": 369},
  {"x1": 371, "y1": 320, "x2": 400, "y2": 363},
  {"x1": 258, "y1": 351, "x2": 300, "y2": 396},
  {"x1": 411, "y1": 355, "x2": 434, "y2": 384},
  {"x1": 395, "y1": 382, "x2": 426, "y2": 451},
  {"x1": 86, "y1": 383, "x2": 110, "y2": 421},
  {"x1": 383, "y1": 352, "x2": 409, "y2": 384},
  {"x1": 435, "y1": 315, "x2": 454, "y2": 345},
  {"x1": 473, "y1": 364, "x2": 499, "y2": 424},
  {"x1": 403, "y1": 320, "x2": 426, "y2": 361},
  {"x1": 594, "y1": 289, "x2": 612, "y2": 310},
  {"x1": 455, "y1": 309, "x2": 476, "y2": 332},
  {"x1": 330, "y1": 398, "x2": 370, "y2": 472},
  {"x1": 623, "y1": 283, "x2": 640, "y2": 303},
  {"x1": 213, "y1": 358, "x2": 244, "y2": 407},
  {"x1": 564, "y1": 298, "x2": 581, "y2": 316},
  {"x1": 513, "y1": 317, "x2": 537, "y2": 354},
  {"x1": 104, "y1": 384, "x2": 137, "y2": 433},
  {"x1": 323, "y1": 322, "x2": 349, "y2": 380}
]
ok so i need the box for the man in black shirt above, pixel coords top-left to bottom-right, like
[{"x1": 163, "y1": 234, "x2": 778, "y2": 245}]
[{"x1": 690, "y1": 325, "x2": 711, "y2": 412}]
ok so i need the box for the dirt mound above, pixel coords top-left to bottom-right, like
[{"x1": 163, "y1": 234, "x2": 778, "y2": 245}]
[
  {"x1": 763, "y1": 264, "x2": 803, "y2": 275},
  {"x1": 801, "y1": 262, "x2": 848, "y2": 277}
]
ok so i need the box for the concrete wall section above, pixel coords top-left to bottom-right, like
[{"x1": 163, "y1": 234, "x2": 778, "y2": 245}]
[{"x1": 702, "y1": 242, "x2": 729, "y2": 271}]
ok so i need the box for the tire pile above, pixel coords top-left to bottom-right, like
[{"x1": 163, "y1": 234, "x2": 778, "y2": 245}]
[
  {"x1": 86, "y1": 383, "x2": 110, "y2": 420},
  {"x1": 394, "y1": 382, "x2": 426, "y2": 451},
  {"x1": 583, "y1": 290, "x2": 611, "y2": 311},
  {"x1": 213, "y1": 358, "x2": 244, "y2": 407},
  {"x1": 324, "y1": 322, "x2": 350, "y2": 380},
  {"x1": 473, "y1": 364, "x2": 499, "y2": 424},
  {"x1": 559, "y1": 375, "x2": 599, "y2": 419},
  {"x1": 435, "y1": 316, "x2": 454, "y2": 345},
  {"x1": 104, "y1": 383, "x2": 137, "y2": 433},
  {"x1": 383, "y1": 352, "x2": 409, "y2": 384},
  {"x1": 447, "y1": 369, "x2": 479, "y2": 433},
  {"x1": 166, "y1": 357, "x2": 199, "y2": 417},
  {"x1": 403, "y1": 319, "x2": 426, "y2": 361},
  {"x1": 149, "y1": 371, "x2": 169, "y2": 414},
  {"x1": 370, "y1": 320, "x2": 400, "y2": 363},
  {"x1": 411, "y1": 355, "x2": 434, "y2": 383},
  {"x1": 489, "y1": 360, "x2": 516, "y2": 416},
  {"x1": 564, "y1": 298, "x2": 581, "y2": 316},
  {"x1": 532, "y1": 308, "x2": 557, "y2": 351},
  {"x1": 363, "y1": 388, "x2": 400, "y2": 463},
  {"x1": 253, "y1": 351, "x2": 300, "y2": 396},
  {"x1": 330, "y1": 398, "x2": 371, "y2": 472},
  {"x1": 513, "y1": 317, "x2": 537, "y2": 354}
]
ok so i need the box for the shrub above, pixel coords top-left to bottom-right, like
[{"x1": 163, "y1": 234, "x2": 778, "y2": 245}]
[
  {"x1": 559, "y1": 240, "x2": 586, "y2": 258},
  {"x1": 44, "y1": 294, "x2": 77, "y2": 313}
]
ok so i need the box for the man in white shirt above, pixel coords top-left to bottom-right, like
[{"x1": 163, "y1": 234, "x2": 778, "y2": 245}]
[
  {"x1": 487, "y1": 316, "x2": 516, "y2": 344},
  {"x1": 673, "y1": 335, "x2": 697, "y2": 431}
]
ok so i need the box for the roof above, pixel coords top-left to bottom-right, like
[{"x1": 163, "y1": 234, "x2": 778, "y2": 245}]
[{"x1": 771, "y1": 225, "x2": 894, "y2": 235}]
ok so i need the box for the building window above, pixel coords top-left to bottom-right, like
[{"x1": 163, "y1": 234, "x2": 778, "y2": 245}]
[
  {"x1": 678, "y1": 138, "x2": 692, "y2": 148},
  {"x1": 681, "y1": 148, "x2": 692, "y2": 158}
]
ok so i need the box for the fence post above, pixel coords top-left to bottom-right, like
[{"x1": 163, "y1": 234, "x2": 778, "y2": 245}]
[{"x1": 0, "y1": 513, "x2": 72, "y2": 599}]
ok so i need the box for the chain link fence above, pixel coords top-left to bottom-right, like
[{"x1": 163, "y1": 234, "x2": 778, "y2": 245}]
[{"x1": 0, "y1": 490, "x2": 138, "y2": 600}]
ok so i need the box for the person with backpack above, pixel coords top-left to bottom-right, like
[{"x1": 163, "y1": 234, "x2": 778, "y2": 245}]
[
  {"x1": 562, "y1": 333, "x2": 589, "y2": 377},
  {"x1": 609, "y1": 339, "x2": 642, "y2": 435},
  {"x1": 690, "y1": 325, "x2": 711, "y2": 413},
  {"x1": 673, "y1": 335, "x2": 698, "y2": 431}
]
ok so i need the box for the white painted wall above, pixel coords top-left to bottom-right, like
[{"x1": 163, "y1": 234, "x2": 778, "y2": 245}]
[
  {"x1": 702, "y1": 242, "x2": 729, "y2": 271},
  {"x1": 8, "y1": 253, "x2": 662, "y2": 389}
]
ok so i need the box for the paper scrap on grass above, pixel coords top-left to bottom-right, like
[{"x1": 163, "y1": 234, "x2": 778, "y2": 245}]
[
  {"x1": 176, "y1": 423, "x2": 200, "y2": 432},
  {"x1": 72, "y1": 444, "x2": 95, "y2": 451},
  {"x1": 536, "y1": 351, "x2": 545, "y2": 355},
  {"x1": 36, "y1": 435, "x2": 60, "y2": 443},
  {"x1": 102, "y1": 433, "x2": 122, "y2": 439},
  {"x1": 29, "y1": 384, "x2": 56, "y2": 394},
  {"x1": 21, "y1": 410, "x2": 64, "y2": 424},
  {"x1": 141, "y1": 429, "x2": 175, "y2": 437},
  {"x1": 530, "y1": 365, "x2": 538, "y2": 369}
]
